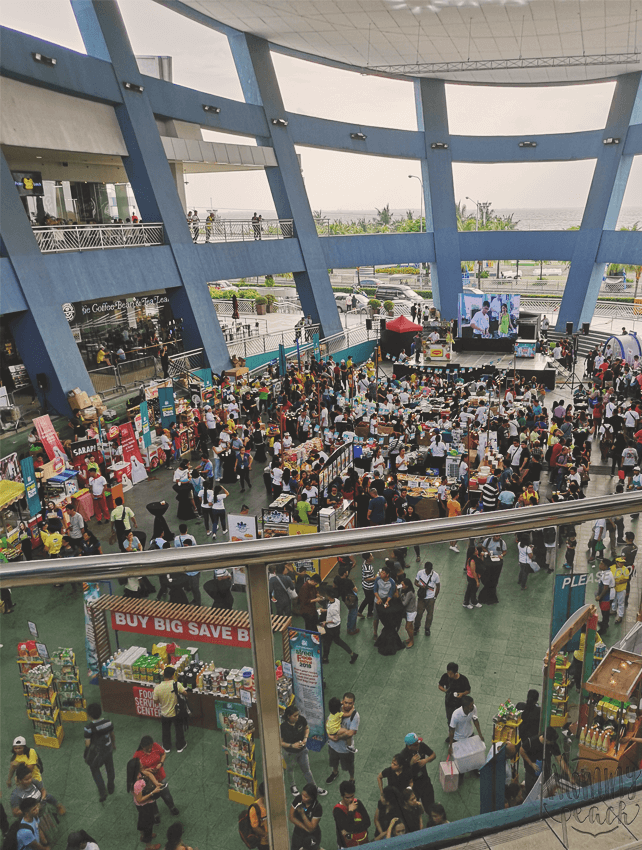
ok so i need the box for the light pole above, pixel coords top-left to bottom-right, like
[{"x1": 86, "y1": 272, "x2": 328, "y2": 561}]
[
  {"x1": 409, "y1": 175, "x2": 424, "y2": 286},
  {"x1": 466, "y1": 196, "x2": 482, "y2": 285}
]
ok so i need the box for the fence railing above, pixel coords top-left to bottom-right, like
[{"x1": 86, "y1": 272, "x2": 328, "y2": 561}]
[
  {"x1": 33, "y1": 223, "x2": 164, "y2": 253},
  {"x1": 193, "y1": 218, "x2": 294, "y2": 243},
  {"x1": 88, "y1": 355, "x2": 163, "y2": 397},
  {"x1": 213, "y1": 299, "x2": 258, "y2": 316},
  {"x1": 167, "y1": 348, "x2": 206, "y2": 378}
]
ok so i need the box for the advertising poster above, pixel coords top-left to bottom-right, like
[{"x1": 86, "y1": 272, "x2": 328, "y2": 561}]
[
  {"x1": 33, "y1": 414, "x2": 69, "y2": 464},
  {"x1": 0, "y1": 453, "x2": 22, "y2": 482},
  {"x1": 139, "y1": 400, "x2": 152, "y2": 448},
  {"x1": 289, "y1": 628, "x2": 326, "y2": 751},
  {"x1": 119, "y1": 422, "x2": 147, "y2": 485},
  {"x1": 289, "y1": 523, "x2": 317, "y2": 537},
  {"x1": 111, "y1": 610, "x2": 252, "y2": 647},
  {"x1": 133, "y1": 686, "x2": 161, "y2": 718},
  {"x1": 229, "y1": 514, "x2": 258, "y2": 543},
  {"x1": 158, "y1": 386, "x2": 176, "y2": 430},
  {"x1": 83, "y1": 582, "x2": 102, "y2": 684},
  {"x1": 69, "y1": 439, "x2": 99, "y2": 460},
  {"x1": 20, "y1": 457, "x2": 41, "y2": 516}
]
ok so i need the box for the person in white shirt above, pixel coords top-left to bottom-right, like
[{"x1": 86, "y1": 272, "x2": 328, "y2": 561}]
[
  {"x1": 596, "y1": 561, "x2": 616, "y2": 635},
  {"x1": 160, "y1": 432, "x2": 172, "y2": 467},
  {"x1": 90, "y1": 474, "x2": 109, "y2": 523},
  {"x1": 428, "y1": 330, "x2": 440, "y2": 344},
  {"x1": 448, "y1": 697, "x2": 483, "y2": 755},
  {"x1": 414, "y1": 562, "x2": 440, "y2": 636},
  {"x1": 174, "y1": 523, "x2": 200, "y2": 604},
  {"x1": 553, "y1": 344, "x2": 562, "y2": 361},
  {"x1": 470, "y1": 302, "x2": 491, "y2": 337},
  {"x1": 272, "y1": 439, "x2": 282, "y2": 458},
  {"x1": 624, "y1": 407, "x2": 640, "y2": 434},
  {"x1": 282, "y1": 433, "x2": 293, "y2": 450},
  {"x1": 173, "y1": 461, "x2": 190, "y2": 483},
  {"x1": 319, "y1": 586, "x2": 358, "y2": 664}
]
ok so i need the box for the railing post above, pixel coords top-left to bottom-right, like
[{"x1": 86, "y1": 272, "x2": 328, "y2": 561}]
[{"x1": 99, "y1": 227, "x2": 104, "y2": 249}]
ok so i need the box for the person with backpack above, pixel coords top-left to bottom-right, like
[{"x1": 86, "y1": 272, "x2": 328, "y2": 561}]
[
  {"x1": 243, "y1": 782, "x2": 268, "y2": 848},
  {"x1": 153, "y1": 668, "x2": 187, "y2": 754},
  {"x1": 332, "y1": 780, "x2": 370, "y2": 848},
  {"x1": 83, "y1": 703, "x2": 116, "y2": 803},
  {"x1": 4, "y1": 797, "x2": 45, "y2": 850},
  {"x1": 6, "y1": 739, "x2": 45, "y2": 790}
]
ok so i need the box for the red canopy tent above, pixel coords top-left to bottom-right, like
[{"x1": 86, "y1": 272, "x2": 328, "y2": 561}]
[{"x1": 384, "y1": 315, "x2": 423, "y2": 333}]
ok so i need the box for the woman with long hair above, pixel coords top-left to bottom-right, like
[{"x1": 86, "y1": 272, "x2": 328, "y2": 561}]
[
  {"x1": 210, "y1": 485, "x2": 229, "y2": 538},
  {"x1": 399, "y1": 578, "x2": 417, "y2": 648},
  {"x1": 126, "y1": 757, "x2": 162, "y2": 850},
  {"x1": 133, "y1": 736, "x2": 179, "y2": 817},
  {"x1": 463, "y1": 545, "x2": 482, "y2": 609},
  {"x1": 165, "y1": 822, "x2": 193, "y2": 850},
  {"x1": 65, "y1": 830, "x2": 100, "y2": 850},
  {"x1": 400, "y1": 788, "x2": 424, "y2": 832}
]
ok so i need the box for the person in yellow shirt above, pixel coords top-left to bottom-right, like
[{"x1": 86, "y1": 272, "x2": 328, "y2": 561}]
[
  {"x1": 571, "y1": 629, "x2": 604, "y2": 691},
  {"x1": 153, "y1": 667, "x2": 187, "y2": 753},
  {"x1": 96, "y1": 345, "x2": 112, "y2": 367},
  {"x1": 611, "y1": 558, "x2": 631, "y2": 624},
  {"x1": 6, "y1": 737, "x2": 43, "y2": 785},
  {"x1": 40, "y1": 523, "x2": 63, "y2": 558}
]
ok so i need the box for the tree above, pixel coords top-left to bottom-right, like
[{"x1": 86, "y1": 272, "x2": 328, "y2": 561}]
[{"x1": 375, "y1": 203, "x2": 394, "y2": 226}]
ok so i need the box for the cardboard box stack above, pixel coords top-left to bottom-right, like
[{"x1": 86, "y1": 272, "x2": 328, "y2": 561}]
[{"x1": 67, "y1": 389, "x2": 106, "y2": 421}]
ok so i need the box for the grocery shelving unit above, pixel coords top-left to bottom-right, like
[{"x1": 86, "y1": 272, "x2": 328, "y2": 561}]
[
  {"x1": 224, "y1": 716, "x2": 257, "y2": 805},
  {"x1": 18, "y1": 660, "x2": 64, "y2": 749},
  {"x1": 51, "y1": 650, "x2": 87, "y2": 722}
]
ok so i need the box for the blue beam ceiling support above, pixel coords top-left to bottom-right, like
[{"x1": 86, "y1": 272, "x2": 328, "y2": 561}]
[
  {"x1": 415, "y1": 78, "x2": 461, "y2": 319},
  {"x1": 70, "y1": 0, "x2": 231, "y2": 372},
  {"x1": 557, "y1": 72, "x2": 642, "y2": 331},
  {"x1": 228, "y1": 31, "x2": 342, "y2": 338},
  {"x1": 0, "y1": 152, "x2": 95, "y2": 414}
]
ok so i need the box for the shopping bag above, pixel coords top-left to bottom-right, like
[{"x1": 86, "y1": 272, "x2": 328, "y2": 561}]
[
  {"x1": 439, "y1": 756, "x2": 459, "y2": 792},
  {"x1": 452, "y1": 735, "x2": 486, "y2": 773}
]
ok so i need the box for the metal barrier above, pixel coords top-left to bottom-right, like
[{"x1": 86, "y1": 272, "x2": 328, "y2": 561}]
[
  {"x1": 2, "y1": 493, "x2": 642, "y2": 850},
  {"x1": 116, "y1": 355, "x2": 159, "y2": 387},
  {"x1": 194, "y1": 218, "x2": 294, "y2": 243},
  {"x1": 167, "y1": 348, "x2": 206, "y2": 378},
  {"x1": 212, "y1": 298, "x2": 257, "y2": 316},
  {"x1": 32, "y1": 223, "x2": 164, "y2": 253},
  {"x1": 88, "y1": 364, "x2": 122, "y2": 396}
]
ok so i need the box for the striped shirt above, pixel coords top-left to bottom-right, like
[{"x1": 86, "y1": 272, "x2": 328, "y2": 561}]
[
  {"x1": 361, "y1": 560, "x2": 375, "y2": 591},
  {"x1": 481, "y1": 482, "x2": 499, "y2": 508}
]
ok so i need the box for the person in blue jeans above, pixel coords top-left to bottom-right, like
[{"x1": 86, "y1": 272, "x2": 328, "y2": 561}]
[
  {"x1": 84, "y1": 702, "x2": 116, "y2": 802},
  {"x1": 334, "y1": 564, "x2": 360, "y2": 635}
]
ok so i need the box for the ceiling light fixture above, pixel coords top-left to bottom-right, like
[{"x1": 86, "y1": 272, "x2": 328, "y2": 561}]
[
  {"x1": 203, "y1": 104, "x2": 221, "y2": 114},
  {"x1": 431, "y1": 142, "x2": 448, "y2": 150},
  {"x1": 603, "y1": 137, "x2": 621, "y2": 145},
  {"x1": 271, "y1": 118, "x2": 289, "y2": 127},
  {"x1": 123, "y1": 81, "x2": 144, "y2": 93},
  {"x1": 369, "y1": 51, "x2": 639, "y2": 75},
  {"x1": 518, "y1": 141, "x2": 537, "y2": 148},
  {"x1": 350, "y1": 132, "x2": 367, "y2": 141},
  {"x1": 33, "y1": 52, "x2": 56, "y2": 66}
]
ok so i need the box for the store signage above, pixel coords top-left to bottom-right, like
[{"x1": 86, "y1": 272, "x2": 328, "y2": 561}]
[
  {"x1": 229, "y1": 514, "x2": 257, "y2": 543},
  {"x1": 289, "y1": 628, "x2": 326, "y2": 751},
  {"x1": 28, "y1": 621, "x2": 39, "y2": 638},
  {"x1": 158, "y1": 387, "x2": 176, "y2": 430},
  {"x1": 33, "y1": 415, "x2": 69, "y2": 464},
  {"x1": 20, "y1": 457, "x2": 41, "y2": 516},
  {"x1": 69, "y1": 439, "x2": 98, "y2": 459},
  {"x1": 119, "y1": 422, "x2": 147, "y2": 484},
  {"x1": 111, "y1": 611, "x2": 252, "y2": 647},
  {"x1": 62, "y1": 303, "x2": 76, "y2": 323},
  {"x1": 12, "y1": 171, "x2": 44, "y2": 196},
  {"x1": 77, "y1": 294, "x2": 169, "y2": 317},
  {"x1": 133, "y1": 686, "x2": 162, "y2": 718}
]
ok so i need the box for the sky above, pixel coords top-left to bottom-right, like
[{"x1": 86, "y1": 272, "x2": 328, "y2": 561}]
[{"x1": 1, "y1": 0, "x2": 640, "y2": 216}]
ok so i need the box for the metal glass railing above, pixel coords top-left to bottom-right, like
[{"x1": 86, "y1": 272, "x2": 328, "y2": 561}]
[
  {"x1": 3, "y1": 494, "x2": 642, "y2": 850},
  {"x1": 194, "y1": 218, "x2": 294, "y2": 243},
  {"x1": 32, "y1": 223, "x2": 164, "y2": 253}
]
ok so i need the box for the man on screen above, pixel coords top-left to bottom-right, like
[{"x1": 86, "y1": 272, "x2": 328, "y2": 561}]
[{"x1": 470, "y1": 301, "x2": 491, "y2": 338}]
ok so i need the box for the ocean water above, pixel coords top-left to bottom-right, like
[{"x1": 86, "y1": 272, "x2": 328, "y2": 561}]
[{"x1": 216, "y1": 206, "x2": 642, "y2": 231}]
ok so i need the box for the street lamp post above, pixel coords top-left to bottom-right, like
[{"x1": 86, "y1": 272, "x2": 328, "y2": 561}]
[
  {"x1": 409, "y1": 175, "x2": 424, "y2": 286},
  {"x1": 466, "y1": 196, "x2": 482, "y2": 286}
]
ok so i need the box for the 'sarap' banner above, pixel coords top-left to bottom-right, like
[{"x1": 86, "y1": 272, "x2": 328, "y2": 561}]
[{"x1": 111, "y1": 611, "x2": 251, "y2": 647}]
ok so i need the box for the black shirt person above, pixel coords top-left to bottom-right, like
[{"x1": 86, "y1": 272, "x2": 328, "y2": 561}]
[
  {"x1": 333, "y1": 780, "x2": 371, "y2": 848},
  {"x1": 438, "y1": 662, "x2": 471, "y2": 732},
  {"x1": 398, "y1": 732, "x2": 435, "y2": 813},
  {"x1": 520, "y1": 726, "x2": 570, "y2": 795}
]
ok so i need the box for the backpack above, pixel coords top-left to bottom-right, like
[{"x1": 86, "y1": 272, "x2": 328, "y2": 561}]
[
  {"x1": 83, "y1": 721, "x2": 112, "y2": 771},
  {"x1": 3, "y1": 821, "x2": 34, "y2": 850},
  {"x1": 238, "y1": 803, "x2": 261, "y2": 849}
]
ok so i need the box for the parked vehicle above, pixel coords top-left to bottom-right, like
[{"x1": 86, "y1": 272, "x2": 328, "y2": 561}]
[
  {"x1": 334, "y1": 292, "x2": 369, "y2": 313},
  {"x1": 208, "y1": 279, "x2": 237, "y2": 291},
  {"x1": 604, "y1": 274, "x2": 628, "y2": 291},
  {"x1": 501, "y1": 270, "x2": 523, "y2": 279},
  {"x1": 375, "y1": 283, "x2": 423, "y2": 304}
]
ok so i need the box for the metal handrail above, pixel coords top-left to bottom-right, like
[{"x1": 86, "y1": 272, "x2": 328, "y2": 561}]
[
  {"x1": 194, "y1": 218, "x2": 294, "y2": 243},
  {"x1": 32, "y1": 222, "x2": 164, "y2": 253},
  {"x1": 3, "y1": 492, "x2": 641, "y2": 587}
]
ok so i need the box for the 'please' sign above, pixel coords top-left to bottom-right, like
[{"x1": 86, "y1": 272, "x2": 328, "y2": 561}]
[{"x1": 111, "y1": 611, "x2": 251, "y2": 647}]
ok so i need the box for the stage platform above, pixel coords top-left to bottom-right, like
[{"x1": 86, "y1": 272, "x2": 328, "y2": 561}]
[{"x1": 394, "y1": 350, "x2": 557, "y2": 389}]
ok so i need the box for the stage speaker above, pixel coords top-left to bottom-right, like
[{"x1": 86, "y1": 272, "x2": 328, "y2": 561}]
[
  {"x1": 36, "y1": 372, "x2": 49, "y2": 391},
  {"x1": 365, "y1": 318, "x2": 373, "y2": 331},
  {"x1": 566, "y1": 321, "x2": 573, "y2": 335},
  {"x1": 582, "y1": 322, "x2": 590, "y2": 335},
  {"x1": 379, "y1": 319, "x2": 387, "y2": 332}
]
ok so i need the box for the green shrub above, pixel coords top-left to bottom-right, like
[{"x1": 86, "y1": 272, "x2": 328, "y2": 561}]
[
  {"x1": 265, "y1": 293, "x2": 277, "y2": 304},
  {"x1": 369, "y1": 299, "x2": 381, "y2": 310},
  {"x1": 264, "y1": 275, "x2": 275, "y2": 287},
  {"x1": 375, "y1": 266, "x2": 420, "y2": 275},
  {"x1": 237, "y1": 288, "x2": 260, "y2": 299},
  {"x1": 383, "y1": 300, "x2": 395, "y2": 312},
  {"x1": 255, "y1": 296, "x2": 268, "y2": 306}
]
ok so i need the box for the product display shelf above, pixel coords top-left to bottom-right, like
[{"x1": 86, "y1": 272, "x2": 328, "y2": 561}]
[
  {"x1": 52, "y1": 650, "x2": 87, "y2": 722},
  {"x1": 550, "y1": 656, "x2": 570, "y2": 727},
  {"x1": 225, "y1": 722, "x2": 257, "y2": 805},
  {"x1": 21, "y1": 667, "x2": 64, "y2": 749}
]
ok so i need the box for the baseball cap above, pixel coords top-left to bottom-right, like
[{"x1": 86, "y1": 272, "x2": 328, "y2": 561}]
[
  {"x1": 404, "y1": 732, "x2": 422, "y2": 745},
  {"x1": 13, "y1": 736, "x2": 27, "y2": 747}
]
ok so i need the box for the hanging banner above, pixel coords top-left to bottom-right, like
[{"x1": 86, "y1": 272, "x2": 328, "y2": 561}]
[
  {"x1": 229, "y1": 514, "x2": 258, "y2": 543},
  {"x1": 0, "y1": 452, "x2": 22, "y2": 482},
  {"x1": 111, "y1": 611, "x2": 252, "y2": 647},
  {"x1": 139, "y1": 400, "x2": 152, "y2": 448},
  {"x1": 119, "y1": 422, "x2": 147, "y2": 485},
  {"x1": 158, "y1": 386, "x2": 176, "y2": 430},
  {"x1": 20, "y1": 457, "x2": 41, "y2": 516},
  {"x1": 289, "y1": 628, "x2": 326, "y2": 751},
  {"x1": 83, "y1": 582, "x2": 102, "y2": 684},
  {"x1": 33, "y1": 415, "x2": 68, "y2": 464}
]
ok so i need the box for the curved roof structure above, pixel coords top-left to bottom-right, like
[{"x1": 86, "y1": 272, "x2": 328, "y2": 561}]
[{"x1": 169, "y1": 0, "x2": 642, "y2": 84}]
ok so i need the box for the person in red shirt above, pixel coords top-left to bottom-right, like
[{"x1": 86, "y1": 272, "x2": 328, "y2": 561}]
[
  {"x1": 548, "y1": 439, "x2": 567, "y2": 484},
  {"x1": 133, "y1": 736, "x2": 180, "y2": 816}
]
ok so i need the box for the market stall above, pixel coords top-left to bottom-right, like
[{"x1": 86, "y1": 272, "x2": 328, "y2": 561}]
[{"x1": 88, "y1": 595, "x2": 292, "y2": 734}]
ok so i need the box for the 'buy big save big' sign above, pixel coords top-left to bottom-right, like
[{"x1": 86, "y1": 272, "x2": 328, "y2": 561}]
[{"x1": 111, "y1": 611, "x2": 251, "y2": 647}]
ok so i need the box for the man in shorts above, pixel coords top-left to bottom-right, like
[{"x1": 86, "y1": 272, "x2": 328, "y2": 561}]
[{"x1": 326, "y1": 693, "x2": 359, "y2": 784}]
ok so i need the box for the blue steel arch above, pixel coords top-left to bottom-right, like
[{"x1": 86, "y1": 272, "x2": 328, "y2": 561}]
[{"x1": 0, "y1": 0, "x2": 641, "y2": 413}]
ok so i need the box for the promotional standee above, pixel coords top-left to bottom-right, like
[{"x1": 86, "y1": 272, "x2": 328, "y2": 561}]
[
  {"x1": 87, "y1": 595, "x2": 293, "y2": 737},
  {"x1": 289, "y1": 629, "x2": 326, "y2": 751}
]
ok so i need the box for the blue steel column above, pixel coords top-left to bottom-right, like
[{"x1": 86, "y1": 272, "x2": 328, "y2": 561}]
[
  {"x1": 0, "y1": 153, "x2": 94, "y2": 413},
  {"x1": 557, "y1": 72, "x2": 642, "y2": 331},
  {"x1": 71, "y1": 0, "x2": 230, "y2": 371},
  {"x1": 228, "y1": 32, "x2": 342, "y2": 337},
  {"x1": 415, "y1": 79, "x2": 462, "y2": 319}
]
